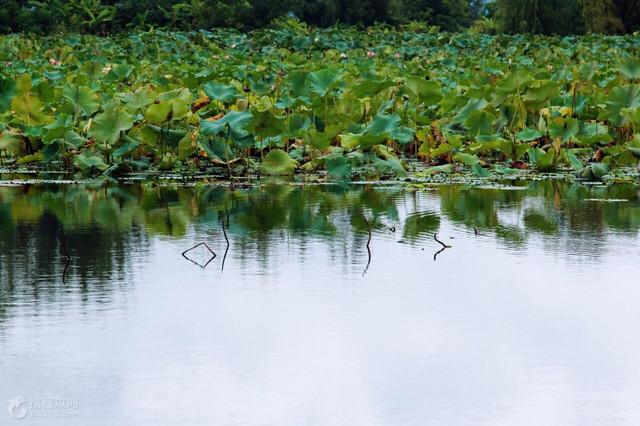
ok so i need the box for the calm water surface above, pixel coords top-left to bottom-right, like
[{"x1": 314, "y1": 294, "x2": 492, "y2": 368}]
[{"x1": 1, "y1": 181, "x2": 640, "y2": 425}]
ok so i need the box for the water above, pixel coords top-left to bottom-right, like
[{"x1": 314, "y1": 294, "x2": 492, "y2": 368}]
[{"x1": 1, "y1": 181, "x2": 640, "y2": 425}]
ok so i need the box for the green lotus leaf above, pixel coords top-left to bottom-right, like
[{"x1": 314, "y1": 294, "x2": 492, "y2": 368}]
[
  {"x1": 308, "y1": 69, "x2": 341, "y2": 97},
  {"x1": 89, "y1": 108, "x2": 134, "y2": 144},
  {"x1": 178, "y1": 134, "x2": 196, "y2": 161},
  {"x1": 524, "y1": 81, "x2": 559, "y2": 106},
  {"x1": 465, "y1": 110, "x2": 495, "y2": 136},
  {"x1": 200, "y1": 111, "x2": 253, "y2": 136},
  {"x1": 0, "y1": 76, "x2": 17, "y2": 112},
  {"x1": 112, "y1": 135, "x2": 140, "y2": 158},
  {"x1": 250, "y1": 110, "x2": 286, "y2": 138},
  {"x1": 516, "y1": 128, "x2": 543, "y2": 142},
  {"x1": 306, "y1": 128, "x2": 333, "y2": 151},
  {"x1": 64, "y1": 130, "x2": 87, "y2": 149},
  {"x1": 579, "y1": 163, "x2": 609, "y2": 180},
  {"x1": 454, "y1": 152, "x2": 481, "y2": 166},
  {"x1": 536, "y1": 148, "x2": 557, "y2": 171},
  {"x1": 619, "y1": 58, "x2": 640, "y2": 80},
  {"x1": 325, "y1": 152, "x2": 352, "y2": 180},
  {"x1": 262, "y1": 149, "x2": 297, "y2": 175},
  {"x1": 353, "y1": 78, "x2": 395, "y2": 98},
  {"x1": 373, "y1": 156, "x2": 406, "y2": 177},
  {"x1": 422, "y1": 164, "x2": 454, "y2": 176},
  {"x1": 104, "y1": 64, "x2": 132, "y2": 83},
  {"x1": 43, "y1": 114, "x2": 73, "y2": 144},
  {"x1": 495, "y1": 71, "x2": 534, "y2": 95},
  {"x1": 365, "y1": 113, "x2": 401, "y2": 136},
  {"x1": 73, "y1": 152, "x2": 108, "y2": 172},
  {"x1": 145, "y1": 101, "x2": 173, "y2": 124},
  {"x1": 605, "y1": 85, "x2": 640, "y2": 126},
  {"x1": 203, "y1": 82, "x2": 240, "y2": 104},
  {"x1": 626, "y1": 146, "x2": 640, "y2": 158},
  {"x1": 284, "y1": 71, "x2": 310, "y2": 98},
  {"x1": 121, "y1": 87, "x2": 155, "y2": 112},
  {"x1": 471, "y1": 162, "x2": 492, "y2": 177},
  {"x1": 452, "y1": 98, "x2": 488, "y2": 125},
  {"x1": 11, "y1": 93, "x2": 50, "y2": 125},
  {"x1": 404, "y1": 77, "x2": 442, "y2": 105},
  {"x1": 576, "y1": 122, "x2": 612, "y2": 145},
  {"x1": 63, "y1": 84, "x2": 99, "y2": 116},
  {"x1": 0, "y1": 131, "x2": 20, "y2": 153},
  {"x1": 564, "y1": 149, "x2": 584, "y2": 170},
  {"x1": 621, "y1": 107, "x2": 640, "y2": 126},
  {"x1": 549, "y1": 117, "x2": 579, "y2": 142},
  {"x1": 42, "y1": 140, "x2": 63, "y2": 162},
  {"x1": 286, "y1": 114, "x2": 311, "y2": 136}
]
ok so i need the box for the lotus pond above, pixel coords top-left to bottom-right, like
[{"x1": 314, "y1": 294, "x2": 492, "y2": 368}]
[
  {"x1": 3, "y1": 27, "x2": 640, "y2": 182},
  {"x1": 1, "y1": 181, "x2": 640, "y2": 424}
]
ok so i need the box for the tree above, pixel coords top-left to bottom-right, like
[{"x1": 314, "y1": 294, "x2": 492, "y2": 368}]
[
  {"x1": 581, "y1": 0, "x2": 624, "y2": 33},
  {"x1": 495, "y1": 0, "x2": 584, "y2": 34},
  {"x1": 614, "y1": 0, "x2": 640, "y2": 32},
  {"x1": 391, "y1": 0, "x2": 472, "y2": 30},
  {"x1": 300, "y1": 0, "x2": 390, "y2": 26}
]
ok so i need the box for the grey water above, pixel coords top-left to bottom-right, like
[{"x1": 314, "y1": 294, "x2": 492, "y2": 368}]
[{"x1": 1, "y1": 181, "x2": 640, "y2": 425}]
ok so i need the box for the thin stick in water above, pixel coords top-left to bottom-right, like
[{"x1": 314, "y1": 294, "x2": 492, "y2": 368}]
[
  {"x1": 221, "y1": 219, "x2": 230, "y2": 272},
  {"x1": 62, "y1": 233, "x2": 71, "y2": 284},
  {"x1": 362, "y1": 213, "x2": 372, "y2": 276},
  {"x1": 434, "y1": 233, "x2": 452, "y2": 249},
  {"x1": 182, "y1": 242, "x2": 217, "y2": 268},
  {"x1": 433, "y1": 233, "x2": 451, "y2": 262}
]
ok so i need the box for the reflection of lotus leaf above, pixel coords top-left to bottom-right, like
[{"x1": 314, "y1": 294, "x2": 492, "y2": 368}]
[{"x1": 402, "y1": 212, "x2": 441, "y2": 241}]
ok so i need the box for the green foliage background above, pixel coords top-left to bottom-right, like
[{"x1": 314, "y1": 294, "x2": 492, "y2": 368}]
[
  {"x1": 2, "y1": 0, "x2": 638, "y2": 35},
  {"x1": 0, "y1": 0, "x2": 478, "y2": 33},
  {"x1": 495, "y1": 0, "x2": 640, "y2": 35}
]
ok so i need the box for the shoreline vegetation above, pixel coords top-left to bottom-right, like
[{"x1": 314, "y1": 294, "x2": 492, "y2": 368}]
[{"x1": 2, "y1": 24, "x2": 640, "y2": 185}]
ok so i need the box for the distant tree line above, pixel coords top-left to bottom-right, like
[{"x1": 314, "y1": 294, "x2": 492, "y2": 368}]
[
  {"x1": 0, "y1": 0, "x2": 638, "y2": 34},
  {"x1": 0, "y1": 0, "x2": 480, "y2": 33},
  {"x1": 496, "y1": 0, "x2": 640, "y2": 34}
]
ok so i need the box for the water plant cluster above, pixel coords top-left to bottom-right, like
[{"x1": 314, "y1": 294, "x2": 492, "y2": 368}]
[{"x1": 2, "y1": 25, "x2": 640, "y2": 180}]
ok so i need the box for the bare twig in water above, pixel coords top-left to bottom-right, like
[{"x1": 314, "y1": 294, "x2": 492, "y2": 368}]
[
  {"x1": 433, "y1": 233, "x2": 452, "y2": 262},
  {"x1": 221, "y1": 219, "x2": 230, "y2": 273},
  {"x1": 62, "y1": 233, "x2": 71, "y2": 284},
  {"x1": 362, "y1": 213, "x2": 372, "y2": 276},
  {"x1": 433, "y1": 247, "x2": 446, "y2": 261},
  {"x1": 182, "y1": 242, "x2": 217, "y2": 268},
  {"x1": 434, "y1": 234, "x2": 452, "y2": 249}
]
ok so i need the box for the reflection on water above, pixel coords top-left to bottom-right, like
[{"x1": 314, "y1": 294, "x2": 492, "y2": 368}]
[{"x1": 1, "y1": 181, "x2": 640, "y2": 425}]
